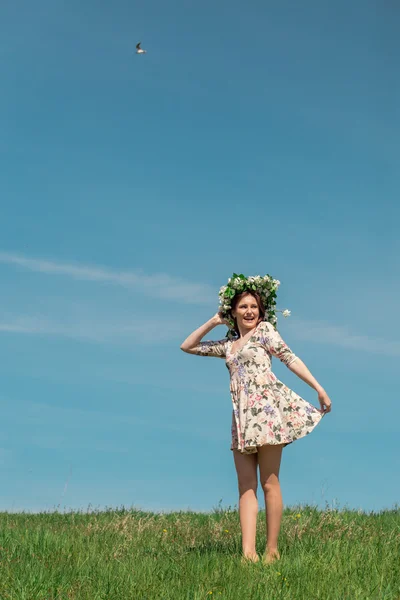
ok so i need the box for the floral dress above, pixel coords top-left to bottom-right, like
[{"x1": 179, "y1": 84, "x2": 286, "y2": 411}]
[{"x1": 193, "y1": 320, "x2": 324, "y2": 454}]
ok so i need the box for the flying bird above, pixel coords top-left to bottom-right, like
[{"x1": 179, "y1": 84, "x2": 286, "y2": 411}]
[{"x1": 136, "y1": 42, "x2": 147, "y2": 54}]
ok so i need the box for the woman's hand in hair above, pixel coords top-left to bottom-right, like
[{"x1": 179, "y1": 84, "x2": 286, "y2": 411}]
[{"x1": 212, "y1": 312, "x2": 232, "y2": 327}]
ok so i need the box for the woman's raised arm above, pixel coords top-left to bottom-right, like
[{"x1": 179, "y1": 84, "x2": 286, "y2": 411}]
[{"x1": 180, "y1": 313, "x2": 227, "y2": 354}]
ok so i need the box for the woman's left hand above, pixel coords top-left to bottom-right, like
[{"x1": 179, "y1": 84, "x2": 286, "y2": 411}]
[{"x1": 317, "y1": 388, "x2": 332, "y2": 414}]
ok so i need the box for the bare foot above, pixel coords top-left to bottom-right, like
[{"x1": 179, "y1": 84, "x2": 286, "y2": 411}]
[
  {"x1": 241, "y1": 552, "x2": 260, "y2": 564},
  {"x1": 262, "y1": 550, "x2": 281, "y2": 564}
]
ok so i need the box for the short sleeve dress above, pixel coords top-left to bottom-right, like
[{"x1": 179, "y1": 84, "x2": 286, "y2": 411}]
[{"x1": 192, "y1": 320, "x2": 324, "y2": 454}]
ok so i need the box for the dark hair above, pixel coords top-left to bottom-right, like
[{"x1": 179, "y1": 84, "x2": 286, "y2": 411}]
[{"x1": 230, "y1": 291, "x2": 266, "y2": 337}]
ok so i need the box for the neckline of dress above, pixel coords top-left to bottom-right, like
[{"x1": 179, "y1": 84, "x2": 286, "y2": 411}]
[{"x1": 228, "y1": 321, "x2": 263, "y2": 356}]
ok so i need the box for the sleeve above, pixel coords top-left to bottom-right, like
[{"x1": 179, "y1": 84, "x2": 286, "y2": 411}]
[
  {"x1": 191, "y1": 339, "x2": 228, "y2": 359},
  {"x1": 259, "y1": 321, "x2": 298, "y2": 367}
]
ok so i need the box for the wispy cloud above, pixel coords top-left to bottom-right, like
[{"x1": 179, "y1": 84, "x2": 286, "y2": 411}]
[
  {"x1": 289, "y1": 319, "x2": 400, "y2": 358},
  {"x1": 2, "y1": 314, "x2": 400, "y2": 358},
  {"x1": 0, "y1": 315, "x2": 186, "y2": 343},
  {"x1": 0, "y1": 251, "x2": 215, "y2": 304},
  {"x1": 1, "y1": 251, "x2": 400, "y2": 356}
]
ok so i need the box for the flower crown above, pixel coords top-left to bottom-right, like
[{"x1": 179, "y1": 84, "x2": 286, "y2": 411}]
[{"x1": 218, "y1": 273, "x2": 291, "y2": 339}]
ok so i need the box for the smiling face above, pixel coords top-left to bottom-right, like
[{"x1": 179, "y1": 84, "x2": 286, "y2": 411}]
[{"x1": 231, "y1": 292, "x2": 262, "y2": 335}]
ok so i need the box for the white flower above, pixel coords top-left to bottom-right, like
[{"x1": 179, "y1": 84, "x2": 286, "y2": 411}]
[
  {"x1": 232, "y1": 278, "x2": 242, "y2": 289},
  {"x1": 219, "y1": 285, "x2": 227, "y2": 294},
  {"x1": 282, "y1": 309, "x2": 291, "y2": 318}
]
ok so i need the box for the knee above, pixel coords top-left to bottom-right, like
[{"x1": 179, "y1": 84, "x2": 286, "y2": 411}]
[
  {"x1": 261, "y1": 478, "x2": 280, "y2": 495},
  {"x1": 238, "y1": 476, "x2": 258, "y2": 496}
]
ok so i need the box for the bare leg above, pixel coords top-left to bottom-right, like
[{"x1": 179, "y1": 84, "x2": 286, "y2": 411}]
[
  {"x1": 257, "y1": 444, "x2": 284, "y2": 563},
  {"x1": 233, "y1": 449, "x2": 259, "y2": 561}
]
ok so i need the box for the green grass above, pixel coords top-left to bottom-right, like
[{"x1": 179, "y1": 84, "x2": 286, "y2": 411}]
[{"x1": 0, "y1": 503, "x2": 399, "y2": 599}]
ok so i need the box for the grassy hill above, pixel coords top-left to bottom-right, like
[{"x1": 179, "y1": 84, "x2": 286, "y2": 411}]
[{"x1": 0, "y1": 504, "x2": 398, "y2": 599}]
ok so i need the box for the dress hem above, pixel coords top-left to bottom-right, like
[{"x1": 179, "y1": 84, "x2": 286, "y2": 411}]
[{"x1": 230, "y1": 414, "x2": 324, "y2": 454}]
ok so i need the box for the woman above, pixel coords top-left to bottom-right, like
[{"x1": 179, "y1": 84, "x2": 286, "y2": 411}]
[{"x1": 180, "y1": 274, "x2": 332, "y2": 565}]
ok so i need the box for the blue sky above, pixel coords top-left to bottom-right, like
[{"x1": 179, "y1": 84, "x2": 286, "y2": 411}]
[{"x1": 0, "y1": 0, "x2": 399, "y2": 514}]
